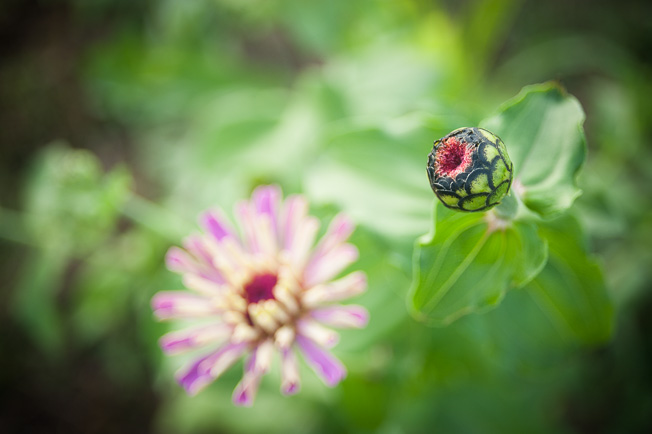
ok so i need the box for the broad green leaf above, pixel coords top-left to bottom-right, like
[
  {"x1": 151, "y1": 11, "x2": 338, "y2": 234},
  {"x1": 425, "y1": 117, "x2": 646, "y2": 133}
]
[
  {"x1": 511, "y1": 218, "x2": 548, "y2": 286},
  {"x1": 305, "y1": 126, "x2": 435, "y2": 239},
  {"x1": 523, "y1": 215, "x2": 613, "y2": 344},
  {"x1": 409, "y1": 203, "x2": 547, "y2": 325},
  {"x1": 481, "y1": 82, "x2": 586, "y2": 217}
]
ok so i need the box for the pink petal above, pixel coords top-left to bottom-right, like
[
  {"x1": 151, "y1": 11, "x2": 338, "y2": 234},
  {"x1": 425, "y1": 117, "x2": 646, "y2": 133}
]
[
  {"x1": 151, "y1": 291, "x2": 219, "y2": 320},
  {"x1": 166, "y1": 245, "x2": 224, "y2": 284},
  {"x1": 295, "y1": 335, "x2": 346, "y2": 387},
  {"x1": 287, "y1": 217, "x2": 320, "y2": 272},
  {"x1": 280, "y1": 195, "x2": 308, "y2": 251},
  {"x1": 303, "y1": 244, "x2": 359, "y2": 287},
  {"x1": 159, "y1": 323, "x2": 231, "y2": 354},
  {"x1": 165, "y1": 247, "x2": 198, "y2": 274},
  {"x1": 182, "y1": 235, "x2": 215, "y2": 267},
  {"x1": 302, "y1": 271, "x2": 367, "y2": 307},
  {"x1": 182, "y1": 274, "x2": 223, "y2": 296},
  {"x1": 311, "y1": 305, "x2": 369, "y2": 329},
  {"x1": 252, "y1": 185, "x2": 281, "y2": 235},
  {"x1": 251, "y1": 187, "x2": 282, "y2": 255},
  {"x1": 232, "y1": 370, "x2": 262, "y2": 407},
  {"x1": 310, "y1": 214, "x2": 355, "y2": 261},
  {"x1": 232, "y1": 348, "x2": 265, "y2": 406},
  {"x1": 281, "y1": 349, "x2": 300, "y2": 395},
  {"x1": 297, "y1": 319, "x2": 339, "y2": 348},
  {"x1": 254, "y1": 339, "x2": 275, "y2": 373},
  {"x1": 199, "y1": 209, "x2": 237, "y2": 242},
  {"x1": 252, "y1": 212, "x2": 278, "y2": 257},
  {"x1": 236, "y1": 201, "x2": 259, "y2": 254},
  {"x1": 177, "y1": 343, "x2": 248, "y2": 396}
]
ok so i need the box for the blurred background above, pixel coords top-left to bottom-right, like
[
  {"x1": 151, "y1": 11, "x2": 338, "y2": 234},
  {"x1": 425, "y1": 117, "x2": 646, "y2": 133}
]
[{"x1": 1, "y1": 0, "x2": 651, "y2": 432}]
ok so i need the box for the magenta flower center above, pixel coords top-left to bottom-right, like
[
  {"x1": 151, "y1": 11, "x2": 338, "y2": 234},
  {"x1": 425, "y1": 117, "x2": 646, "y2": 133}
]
[
  {"x1": 435, "y1": 137, "x2": 472, "y2": 178},
  {"x1": 244, "y1": 273, "x2": 278, "y2": 304}
]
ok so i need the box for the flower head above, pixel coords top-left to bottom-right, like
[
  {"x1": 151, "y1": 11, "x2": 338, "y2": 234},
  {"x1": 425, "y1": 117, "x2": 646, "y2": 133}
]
[
  {"x1": 427, "y1": 127, "x2": 513, "y2": 212},
  {"x1": 152, "y1": 186, "x2": 368, "y2": 406}
]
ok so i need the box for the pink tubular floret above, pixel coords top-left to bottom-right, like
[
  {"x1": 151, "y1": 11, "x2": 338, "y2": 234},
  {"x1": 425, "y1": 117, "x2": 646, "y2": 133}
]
[{"x1": 435, "y1": 137, "x2": 473, "y2": 178}]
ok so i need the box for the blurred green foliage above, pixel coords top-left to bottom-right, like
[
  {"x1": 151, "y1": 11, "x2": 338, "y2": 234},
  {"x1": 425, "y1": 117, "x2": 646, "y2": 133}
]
[{"x1": 2, "y1": 0, "x2": 652, "y2": 433}]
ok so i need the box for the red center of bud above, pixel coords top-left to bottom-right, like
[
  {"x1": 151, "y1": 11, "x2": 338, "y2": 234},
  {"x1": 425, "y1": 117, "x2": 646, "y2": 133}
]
[
  {"x1": 435, "y1": 137, "x2": 472, "y2": 178},
  {"x1": 244, "y1": 273, "x2": 278, "y2": 304}
]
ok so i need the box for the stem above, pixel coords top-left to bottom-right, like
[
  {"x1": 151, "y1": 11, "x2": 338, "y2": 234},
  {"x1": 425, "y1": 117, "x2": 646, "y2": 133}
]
[{"x1": 493, "y1": 190, "x2": 519, "y2": 220}]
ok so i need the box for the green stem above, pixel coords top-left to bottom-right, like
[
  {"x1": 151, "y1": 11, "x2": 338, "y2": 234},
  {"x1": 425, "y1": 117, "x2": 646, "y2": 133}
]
[
  {"x1": 13, "y1": 249, "x2": 67, "y2": 357},
  {"x1": 493, "y1": 190, "x2": 519, "y2": 220}
]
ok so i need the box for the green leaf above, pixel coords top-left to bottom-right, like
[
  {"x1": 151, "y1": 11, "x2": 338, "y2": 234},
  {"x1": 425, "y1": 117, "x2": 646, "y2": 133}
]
[
  {"x1": 523, "y1": 215, "x2": 613, "y2": 344},
  {"x1": 409, "y1": 203, "x2": 548, "y2": 325},
  {"x1": 12, "y1": 250, "x2": 66, "y2": 356},
  {"x1": 481, "y1": 82, "x2": 586, "y2": 217},
  {"x1": 511, "y1": 218, "x2": 549, "y2": 286},
  {"x1": 305, "y1": 126, "x2": 435, "y2": 239},
  {"x1": 24, "y1": 143, "x2": 132, "y2": 253}
]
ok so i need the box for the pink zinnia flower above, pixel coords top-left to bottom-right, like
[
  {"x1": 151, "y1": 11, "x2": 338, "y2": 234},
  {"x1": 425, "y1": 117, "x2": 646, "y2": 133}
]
[{"x1": 152, "y1": 185, "x2": 368, "y2": 406}]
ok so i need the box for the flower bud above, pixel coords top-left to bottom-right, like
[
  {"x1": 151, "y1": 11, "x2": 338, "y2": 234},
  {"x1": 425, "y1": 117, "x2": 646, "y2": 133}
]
[{"x1": 427, "y1": 127, "x2": 513, "y2": 212}]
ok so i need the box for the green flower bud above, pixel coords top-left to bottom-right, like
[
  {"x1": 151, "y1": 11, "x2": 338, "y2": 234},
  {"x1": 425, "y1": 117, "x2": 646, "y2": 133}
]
[{"x1": 426, "y1": 127, "x2": 513, "y2": 212}]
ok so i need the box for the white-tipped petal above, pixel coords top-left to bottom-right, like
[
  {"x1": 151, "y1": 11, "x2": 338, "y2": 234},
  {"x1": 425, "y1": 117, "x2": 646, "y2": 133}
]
[
  {"x1": 302, "y1": 271, "x2": 367, "y2": 308},
  {"x1": 295, "y1": 335, "x2": 347, "y2": 387},
  {"x1": 311, "y1": 305, "x2": 369, "y2": 329},
  {"x1": 310, "y1": 214, "x2": 355, "y2": 260},
  {"x1": 202, "y1": 237, "x2": 243, "y2": 287},
  {"x1": 223, "y1": 310, "x2": 246, "y2": 325},
  {"x1": 281, "y1": 195, "x2": 308, "y2": 251},
  {"x1": 304, "y1": 244, "x2": 359, "y2": 287},
  {"x1": 160, "y1": 323, "x2": 231, "y2": 355},
  {"x1": 182, "y1": 274, "x2": 223, "y2": 296},
  {"x1": 288, "y1": 217, "x2": 320, "y2": 272},
  {"x1": 255, "y1": 339, "x2": 275, "y2": 373},
  {"x1": 220, "y1": 237, "x2": 251, "y2": 271},
  {"x1": 254, "y1": 214, "x2": 277, "y2": 257},
  {"x1": 165, "y1": 247, "x2": 199, "y2": 274},
  {"x1": 199, "y1": 209, "x2": 238, "y2": 242},
  {"x1": 273, "y1": 284, "x2": 299, "y2": 314},
  {"x1": 232, "y1": 323, "x2": 259, "y2": 343},
  {"x1": 210, "y1": 344, "x2": 250, "y2": 378},
  {"x1": 232, "y1": 362, "x2": 263, "y2": 407},
  {"x1": 177, "y1": 343, "x2": 248, "y2": 396},
  {"x1": 281, "y1": 349, "x2": 301, "y2": 395},
  {"x1": 224, "y1": 291, "x2": 247, "y2": 311},
  {"x1": 252, "y1": 185, "x2": 281, "y2": 237},
  {"x1": 264, "y1": 299, "x2": 290, "y2": 323},
  {"x1": 274, "y1": 325, "x2": 296, "y2": 349},
  {"x1": 298, "y1": 320, "x2": 339, "y2": 348},
  {"x1": 182, "y1": 236, "x2": 222, "y2": 276},
  {"x1": 248, "y1": 304, "x2": 279, "y2": 334},
  {"x1": 236, "y1": 201, "x2": 260, "y2": 254},
  {"x1": 301, "y1": 285, "x2": 328, "y2": 308},
  {"x1": 151, "y1": 292, "x2": 220, "y2": 320}
]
